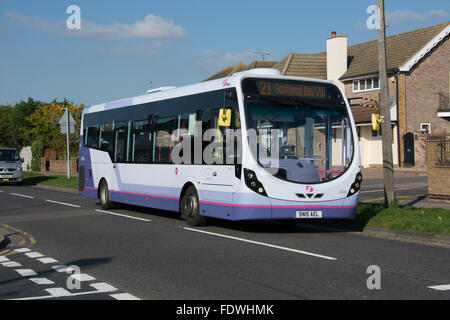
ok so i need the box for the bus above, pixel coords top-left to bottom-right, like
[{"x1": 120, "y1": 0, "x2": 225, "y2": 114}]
[{"x1": 78, "y1": 69, "x2": 362, "y2": 226}]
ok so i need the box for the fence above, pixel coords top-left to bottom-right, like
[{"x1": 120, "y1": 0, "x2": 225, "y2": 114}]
[{"x1": 426, "y1": 137, "x2": 450, "y2": 201}]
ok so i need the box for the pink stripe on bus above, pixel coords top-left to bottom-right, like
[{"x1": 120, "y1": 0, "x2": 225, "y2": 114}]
[{"x1": 200, "y1": 200, "x2": 356, "y2": 209}]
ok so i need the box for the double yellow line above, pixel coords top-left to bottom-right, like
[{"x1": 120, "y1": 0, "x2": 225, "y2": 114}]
[{"x1": 0, "y1": 224, "x2": 36, "y2": 257}]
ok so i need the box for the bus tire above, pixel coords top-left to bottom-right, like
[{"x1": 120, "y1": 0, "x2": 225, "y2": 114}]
[
  {"x1": 180, "y1": 186, "x2": 207, "y2": 227},
  {"x1": 99, "y1": 180, "x2": 116, "y2": 210}
]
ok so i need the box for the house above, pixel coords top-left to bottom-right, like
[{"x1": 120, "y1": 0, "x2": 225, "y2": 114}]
[{"x1": 206, "y1": 22, "x2": 450, "y2": 168}]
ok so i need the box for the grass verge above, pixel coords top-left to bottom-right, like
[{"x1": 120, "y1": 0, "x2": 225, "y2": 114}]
[
  {"x1": 350, "y1": 202, "x2": 450, "y2": 235},
  {"x1": 23, "y1": 172, "x2": 78, "y2": 189}
]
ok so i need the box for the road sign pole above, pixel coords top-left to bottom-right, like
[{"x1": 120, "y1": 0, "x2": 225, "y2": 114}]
[{"x1": 66, "y1": 108, "x2": 71, "y2": 179}]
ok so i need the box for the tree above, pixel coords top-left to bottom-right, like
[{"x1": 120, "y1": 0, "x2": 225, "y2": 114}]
[
  {"x1": 0, "y1": 105, "x2": 14, "y2": 147},
  {"x1": 9, "y1": 98, "x2": 42, "y2": 148},
  {"x1": 25, "y1": 99, "x2": 84, "y2": 159}
]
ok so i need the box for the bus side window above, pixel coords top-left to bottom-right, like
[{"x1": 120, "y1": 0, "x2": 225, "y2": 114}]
[
  {"x1": 114, "y1": 124, "x2": 128, "y2": 163},
  {"x1": 85, "y1": 126, "x2": 100, "y2": 149},
  {"x1": 131, "y1": 120, "x2": 152, "y2": 163},
  {"x1": 154, "y1": 116, "x2": 177, "y2": 164},
  {"x1": 100, "y1": 122, "x2": 114, "y2": 160}
]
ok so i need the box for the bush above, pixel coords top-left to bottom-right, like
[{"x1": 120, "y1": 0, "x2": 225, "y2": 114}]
[{"x1": 31, "y1": 140, "x2": 44, "y2": 172}]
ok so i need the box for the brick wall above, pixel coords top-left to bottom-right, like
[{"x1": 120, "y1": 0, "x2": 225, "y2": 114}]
[
  {"x1": 426, "y1": 138, "x2": 450, "y2": 202},
  {"x1": 41, "y1": 158, "x2": 78, "y2": 175},
  {"x1": 406, "y1": 37, "x2": 450, "y2": 167}
]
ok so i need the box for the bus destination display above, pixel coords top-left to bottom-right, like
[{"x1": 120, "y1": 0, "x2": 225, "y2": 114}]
[{"x1": 252, "y1": 80, "x2": 328, "y2": 99}]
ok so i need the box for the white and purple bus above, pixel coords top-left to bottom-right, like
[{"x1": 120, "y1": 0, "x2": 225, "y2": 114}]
[{"x1": 78, "y1": 69, "x2": 362, "y2": 226}]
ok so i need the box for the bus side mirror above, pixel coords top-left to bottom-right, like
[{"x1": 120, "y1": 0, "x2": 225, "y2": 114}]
[{"x1": 218, "y1": 109, "x2": 232, "y2": 127}]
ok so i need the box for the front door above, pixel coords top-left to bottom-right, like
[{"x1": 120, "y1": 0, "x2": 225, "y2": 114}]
[{"x1": 403, "y1": 132, "x2": 415, "y2": 166}]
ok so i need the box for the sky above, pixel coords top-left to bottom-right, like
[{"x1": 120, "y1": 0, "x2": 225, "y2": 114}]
[{"x1": 0, "y1": 0, "x2": 449, "y2": 106}]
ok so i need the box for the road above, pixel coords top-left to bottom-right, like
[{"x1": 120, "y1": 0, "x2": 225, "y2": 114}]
[{"x1": 0, "y1": 179, "x2": 449, "y2": 301}]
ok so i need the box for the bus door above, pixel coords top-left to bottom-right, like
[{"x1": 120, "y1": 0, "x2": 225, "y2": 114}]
[
  {"x1": 200, "y1": 108, "x2": 240, "y2": 203},
  {"x1": 113, "y1": 122, "x2": 129, "y2": 191}
]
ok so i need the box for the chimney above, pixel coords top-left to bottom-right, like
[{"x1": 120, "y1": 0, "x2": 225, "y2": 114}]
[{"x1": 327, "y1": 31, "x2": 348, "y2": 87}]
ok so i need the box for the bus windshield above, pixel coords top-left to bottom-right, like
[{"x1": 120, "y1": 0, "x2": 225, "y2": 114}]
[
  {"x1": 242, "y1": 78, "x2": 354, "y2": 184},
  {"x1": 0, "y1": 149, "x2": 20, "y2": 162}
]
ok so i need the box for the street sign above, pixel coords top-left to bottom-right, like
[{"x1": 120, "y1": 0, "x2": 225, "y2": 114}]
[{"x1": 59, "y1": 110, "x2": 75, "y2": 134}]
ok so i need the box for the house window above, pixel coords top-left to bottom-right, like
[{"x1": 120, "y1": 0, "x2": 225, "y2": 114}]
[
  {"x1": 420, "y1": 123, "x2": 431, "y2": 135},
  {"x1": 353, "y1": 77, "x2": 380, "y2": 93}
]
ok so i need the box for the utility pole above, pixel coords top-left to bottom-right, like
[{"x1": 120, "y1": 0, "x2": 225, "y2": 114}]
[{"x1": 377, "y1": 0, "x2": 395, "y2": 205}]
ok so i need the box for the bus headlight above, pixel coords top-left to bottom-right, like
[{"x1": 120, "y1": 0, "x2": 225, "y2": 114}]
[
  {"x1": 244, "y1": 169, "x2": 268, "y2": 197},
  {"x1": 348, "y1": 172, "x2": 363, "y2": 196}
]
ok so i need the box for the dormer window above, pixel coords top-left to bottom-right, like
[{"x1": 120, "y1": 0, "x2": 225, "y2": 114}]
[{"x1": 353, "y1": 77, "x2": 380, "y2": 93}]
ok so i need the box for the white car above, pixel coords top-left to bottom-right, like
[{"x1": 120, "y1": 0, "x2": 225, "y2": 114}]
[{"x1": 0, "y1": 148, "x2": 24, "y2": 185}]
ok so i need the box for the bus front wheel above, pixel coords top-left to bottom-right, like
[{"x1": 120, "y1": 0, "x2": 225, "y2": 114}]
[
  {"x1": 99, "y1": 180, "x2": 116, "y2": 210},
  {"x1": 181, "y1": 186, "x2": 207, "y2": 227}
]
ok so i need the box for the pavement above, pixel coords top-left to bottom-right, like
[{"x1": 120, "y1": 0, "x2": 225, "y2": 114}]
[{"x1": 361, "y1": 167, "x2": 428, "y2": 179}]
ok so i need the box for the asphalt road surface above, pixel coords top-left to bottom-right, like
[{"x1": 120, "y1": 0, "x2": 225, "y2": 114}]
[{"x1": 1, "y1": 181, "x2": 449, "y2": 301}]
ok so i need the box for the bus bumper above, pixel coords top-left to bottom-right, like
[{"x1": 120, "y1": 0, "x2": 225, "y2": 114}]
[{"x1": 226, "y1": 192, "x2": 359, "y2": 221}]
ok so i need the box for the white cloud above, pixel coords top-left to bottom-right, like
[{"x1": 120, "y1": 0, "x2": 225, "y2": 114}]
[
  {"x1": 195, "y1": 50, "x2": 261, "y2": 73},
  {"x1": 386, "y1": 9, "x2": 449, "y2": 26},
  {"x1": 5, "y1": 12, "x2": 186, "y2": 40},
  {"x1": 427, "y1": 9, "x2": 449, "y2": 17}
]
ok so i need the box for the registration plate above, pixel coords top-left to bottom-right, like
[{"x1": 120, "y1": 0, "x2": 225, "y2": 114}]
[
  {"x1": 296, "y1": 211, "x2": 323, "y2": 219},
  {"x1": 2, "y1": 179, "x2": 10, "y2": 182}
]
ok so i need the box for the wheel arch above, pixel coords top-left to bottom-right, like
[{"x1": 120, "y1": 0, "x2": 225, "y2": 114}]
[
  {"x1": 97, "y1": 177, "x2": 108, "y2": 199},
  {"x1": 179, "y1": 182, "x2": 196, "y2": 209}
]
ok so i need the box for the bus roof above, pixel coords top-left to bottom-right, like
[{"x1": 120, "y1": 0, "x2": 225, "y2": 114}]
[{"x1": 83, "y1": 69, "x2": 339, "y2": 115}]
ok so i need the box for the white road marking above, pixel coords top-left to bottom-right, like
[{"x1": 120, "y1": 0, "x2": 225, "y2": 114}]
[
  {"x1": 52, "y1": 265, "x2": 74, "y2": 273},
  {"x1": 9, "y1": 193, "x2": 34, "y2": 199},
  {"x1": 2, "y1": 261, "x2": 22, "y2": 268},
  {"x1": 25, "y1": 252, "x2": 44, "y2": 259},
  {"x1": 29, "y1": 278, "x2": 55, "y2": 285},
  {"x1": 90, "y1": 282, "x2": 118, "y2": 293},
  {"x1": 45, "y1": 287, "x2": 71, "y2": 297},
  {"x1": 10, "y1": 288, "x2": 120, "y2": 300},
  {"x1": 110, "y1": 293, "x2": 141, "y2": 300},
  {"x1": 428, "y1": 284, "x2": 450, "y2": 291},
  {"x1": 38, "y1": 257, "x2": 59, "y2": 264},
  {"x1": 69, "y1": 273, "x2": 96, "y2": 282},
  {"x1": 95, "y1": 209, "x2": 151, "y2": 222},
  {"x1": 45, "y1": 200, "x2": 80, "y2": 208},
  {"x1": 15, "y1": 248, "x2": 32, "y2": 253},
  {"x1": 183, "y1": 227, "x2": 337, "y2": 261},
  {"x1": 0, "y1": 256, "x2": 10, "y2": 262},
  {"x1": 15, "y1": 269, "x2": 38, "y2": 277}
]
